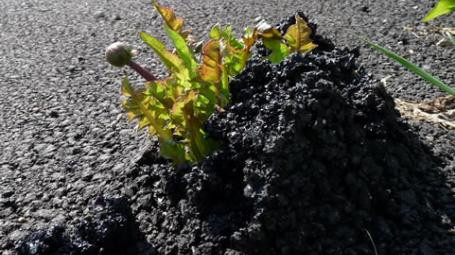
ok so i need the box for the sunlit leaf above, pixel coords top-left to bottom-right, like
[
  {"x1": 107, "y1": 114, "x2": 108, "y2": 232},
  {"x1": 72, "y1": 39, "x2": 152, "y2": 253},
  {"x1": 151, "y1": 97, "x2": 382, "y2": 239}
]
[
  {"x1": 236, "y1": 27, "x2": 258, "y2": 71},
  {"x1": 422, "y1": 0, "x2": 455, "y2": 22},
  {"x1": 209, "y1": 25, "x2": 221, "y2": 40},
  {"x1": 121, "y1": 76, "x2": 174, "y2": 140},
  {"x1": 255, "y1": 19, "x2": 293, "y2": 63},
  {"x1": 211, "y1": 25, "x2": 256, "y2": 76},
  {"x1": 153, "y1": 0, "x2": 184, "y2": 31},
  {"x1": 283, "y1": 15, "x2": 318, "y2": 53},
  {"x1": 220, "y1": 65, "x2": 230, "y2": 107},
  {"x1": 140, "y1": 31, "x2": 189, "y2": 80},
  {"x1": 198, "y1": 40, "x2": 222, "y2": 83},
  {"x1": 242, "y1": 27, "x2": 257, "y2": 51},
  {"x1": 164, "y1": 25, "x2": 198, "y2": 78},
  {"x1": 145, "y1": 79, "x2": 174, "y2": 109}
]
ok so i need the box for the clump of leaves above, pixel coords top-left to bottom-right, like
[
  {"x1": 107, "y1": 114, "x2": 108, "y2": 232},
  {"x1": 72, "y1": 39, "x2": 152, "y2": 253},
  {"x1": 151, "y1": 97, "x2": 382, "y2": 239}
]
[
  {"x1": 423, "y1": 0, "x2": 455, "y2": 22},
  {"x1": 106, "y1": 1, "x2": 317, "y2": 165}
]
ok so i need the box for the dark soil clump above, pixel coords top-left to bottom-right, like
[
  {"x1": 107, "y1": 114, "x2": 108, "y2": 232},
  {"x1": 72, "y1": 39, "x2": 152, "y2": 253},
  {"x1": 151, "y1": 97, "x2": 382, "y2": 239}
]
[{"x1": 17, "y1": 197, "x2": 145, "y2": 255}]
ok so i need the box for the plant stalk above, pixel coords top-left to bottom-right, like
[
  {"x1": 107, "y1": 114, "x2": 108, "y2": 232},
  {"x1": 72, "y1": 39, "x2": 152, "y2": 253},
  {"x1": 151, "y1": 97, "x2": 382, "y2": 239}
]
[{"x1": 128, "y1": 61, "x2": 157, "y2": 81}]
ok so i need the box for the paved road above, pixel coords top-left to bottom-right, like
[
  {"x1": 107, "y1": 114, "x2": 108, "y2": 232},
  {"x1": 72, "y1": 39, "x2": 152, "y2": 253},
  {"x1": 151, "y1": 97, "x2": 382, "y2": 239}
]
[{"x1": 0, "y1": 0, "x2": 454, "y2": 253}]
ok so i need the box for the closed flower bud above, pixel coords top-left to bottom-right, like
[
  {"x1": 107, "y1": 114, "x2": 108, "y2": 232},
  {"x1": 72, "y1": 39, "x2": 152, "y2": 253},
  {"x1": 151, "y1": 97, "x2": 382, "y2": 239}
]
[{"x1": 105, "y1": 42, "x2": 133, "y2": 67}]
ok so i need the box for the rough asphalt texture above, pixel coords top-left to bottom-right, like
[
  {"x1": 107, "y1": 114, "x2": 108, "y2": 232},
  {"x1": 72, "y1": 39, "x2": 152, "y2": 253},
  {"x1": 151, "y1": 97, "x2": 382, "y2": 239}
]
[{"x1": 0, "y1": 0, "x2": 454, "y2": 254}]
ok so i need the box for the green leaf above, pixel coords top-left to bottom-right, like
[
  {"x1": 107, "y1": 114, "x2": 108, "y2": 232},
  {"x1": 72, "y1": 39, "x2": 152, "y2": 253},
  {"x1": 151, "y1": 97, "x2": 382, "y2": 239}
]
[
  {"x1": 121, "y1": 76, "x2": 174, "y2": 140},
  {"x1": 220, "y1": 65, "x2": 230, "y2": 107},
  {"x1": 164, "y1": 24, "x2": 198, "y2": 78},
  {"x1": 139, "y1": 31, "x2": 189, "y2": 80},
  {"x1": 263, "y1": 38, "x2": 290, "y2": 63},
  {"x1": 145, "y1": 79, "x2": 174, "y2": 109},
  {"x1": 209, "y1": 26, "x2": 221, "y2": 40},
  {"x1": 423, "y1": 0, "x2": 455, "y2": 22},
  {"x1": 159, "y1": 139, "x2": 187, "y2": 165},
  {"x1": 367, "y1": 41, "x2": 455, "y2": 96},
  {"x1": 121, "y1": 75, "x2": 135, "y2": 97},
  {"x1": 212, "y1": 26, "x2": 253, "y2": 76}
]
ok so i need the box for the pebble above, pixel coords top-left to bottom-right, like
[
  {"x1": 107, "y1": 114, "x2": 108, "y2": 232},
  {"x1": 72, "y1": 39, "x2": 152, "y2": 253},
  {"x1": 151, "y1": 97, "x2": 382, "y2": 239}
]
[
  {"x1": 34, "y1": 209, "x2": 54, "y2": 220},
  {"x1": 94, "y1": 11, "x2": 106, "y2": 19}
]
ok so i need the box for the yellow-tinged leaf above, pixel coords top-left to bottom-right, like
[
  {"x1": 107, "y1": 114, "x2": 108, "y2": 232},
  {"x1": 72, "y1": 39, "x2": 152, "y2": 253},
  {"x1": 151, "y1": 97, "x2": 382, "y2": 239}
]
[
  {"x1": 121, "y1": 76, "x2": 135, "y2": 97},
  {"x1": 198, "y1": 40, "x2": 222, "y2": 83},
  {"x1": 243, "y1": 27, "x2": 257, "y2": 50},
  {"x1": 138, "y1": 117, "x2": 151, "y2": 129},
  {"x1": 171, "y1": 90, "x2": 197, "y2": 119},
  {"x1": 182, "y1": 90, "x2": 198, "y2": 106},
  {"x1": 284, "y1": 15, "x2": 317, "y2": 53},
  {"x1": 121, "y1": 76, "x2": 173, "y2": 140},
  {"x1": 256, "y1": 20, "x2": 282, "y2": 39},
  {"x1": 153, "y1": 0, "x2": 184, "y2": 31},
  {"x1": 126, "y1": 112, "x2": 138, "y2": 121},
  {"x1": 209, "y1": 26, "x2": 221, "y2": 39}
]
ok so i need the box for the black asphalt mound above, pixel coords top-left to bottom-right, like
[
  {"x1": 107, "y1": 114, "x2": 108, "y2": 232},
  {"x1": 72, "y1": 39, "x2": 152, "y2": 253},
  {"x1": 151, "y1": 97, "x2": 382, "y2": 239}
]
[
  {"x1": 121, "y1": 15, "x2": 454, "y2": 255},
  {"x1": 17, "y1": 197, "x2": 146, "y2": 255}
]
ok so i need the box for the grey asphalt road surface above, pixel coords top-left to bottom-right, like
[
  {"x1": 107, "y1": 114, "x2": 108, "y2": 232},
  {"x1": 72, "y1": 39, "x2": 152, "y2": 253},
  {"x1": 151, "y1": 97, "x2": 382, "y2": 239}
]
[{"x1": 0, "y1": 0, "x2": 454, "y2": 253}]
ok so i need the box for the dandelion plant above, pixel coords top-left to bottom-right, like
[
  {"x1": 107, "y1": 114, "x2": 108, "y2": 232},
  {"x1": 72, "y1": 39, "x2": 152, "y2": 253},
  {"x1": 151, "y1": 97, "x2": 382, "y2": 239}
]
[{"x1": 106, "y1": 1, "x2": 317, "y2": 165}]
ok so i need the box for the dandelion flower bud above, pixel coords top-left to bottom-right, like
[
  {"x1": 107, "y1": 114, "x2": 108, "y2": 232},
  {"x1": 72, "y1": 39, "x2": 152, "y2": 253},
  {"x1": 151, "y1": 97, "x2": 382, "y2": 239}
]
[{"x1": 105, "y1": 42, "x2": 133, "y2": 67}]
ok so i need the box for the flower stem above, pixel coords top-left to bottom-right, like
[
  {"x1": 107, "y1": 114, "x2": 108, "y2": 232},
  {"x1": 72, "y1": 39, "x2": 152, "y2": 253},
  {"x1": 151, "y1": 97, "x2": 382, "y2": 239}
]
[{"x1": 128, "y1": 61, "x2": 156, "y2": 81}]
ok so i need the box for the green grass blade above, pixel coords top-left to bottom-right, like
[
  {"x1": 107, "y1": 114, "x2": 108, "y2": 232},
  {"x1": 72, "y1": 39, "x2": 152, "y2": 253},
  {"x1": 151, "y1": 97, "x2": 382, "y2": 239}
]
[
  {"x1": 446, "y1": 32, "x2": 455, "y2": 46},
  {"x1": 367, "y1": 41, "x2": 455, "y2": 96},
  {"x1": 422, "y1": 0, "x2": 455, "y2": 22}
]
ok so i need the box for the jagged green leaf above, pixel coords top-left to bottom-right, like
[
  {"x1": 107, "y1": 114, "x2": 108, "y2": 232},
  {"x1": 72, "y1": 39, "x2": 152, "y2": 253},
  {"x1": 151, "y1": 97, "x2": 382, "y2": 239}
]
[
  {"x1": 139, "y1": 31, "x2": 189, "y2": 80},
  {"x1": 145, "y1": 79, "x2": 175, "y2": 109},
  {"x1": 209, "y1": 26, "x2": 221, "y2": 40},
  {"x1": 121, "y1": 76, "x2": 174, "y2": 140},
  {"x1": 164, "y1": 24, "x2": 198, "y2": 79}
]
